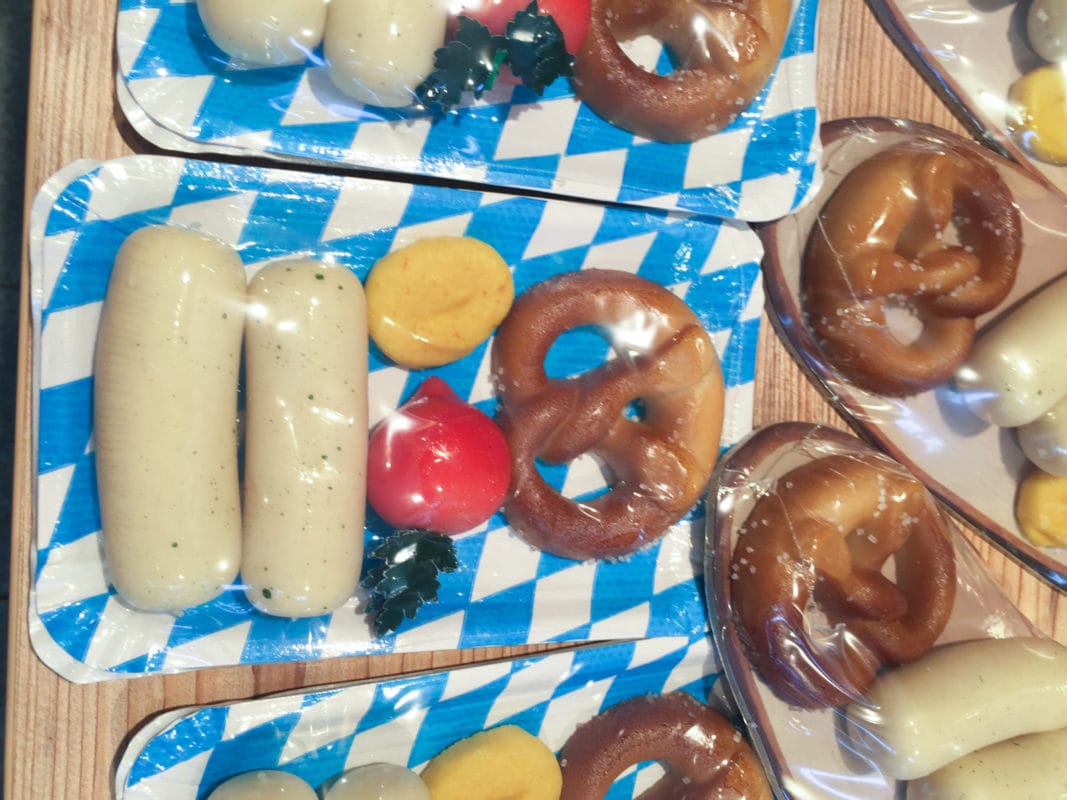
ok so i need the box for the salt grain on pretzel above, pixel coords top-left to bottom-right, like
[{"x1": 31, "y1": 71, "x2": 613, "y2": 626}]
[
  {"x1": 730, "y1": 451, "x2": 956, "y2": 709},
  {"x1": 802, "y1": 141, "x2": 1021, "y2": 396},
  {"x1": 491, "y1": 269, "x2": 724, "y2": 561}
]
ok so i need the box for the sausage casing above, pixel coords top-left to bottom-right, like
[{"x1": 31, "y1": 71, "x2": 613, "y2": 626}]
[
  {"x1": 242, "y1": 259, "x2": 368, "y2": 618},
  {"x1": 907, "y1": 725, "x2": 1067, "y2": 799},
  {"x1": 847, "y1": 636, "x2": 1067, "y2": 780},
  {"x1": 955, "y1": 274, "x2": 1067, "y2": 427},
  {"x1": 94, "y1": 225, "x2": 246, "y2": 613},
  {"x1": 196, "y1": 0, "x2": 329, "y2": 66},
  {"x1": 323, "y1": 0, "x2": 448, "y2": 107}
]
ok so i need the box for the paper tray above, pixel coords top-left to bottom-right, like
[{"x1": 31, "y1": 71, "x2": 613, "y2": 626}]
[
  {"x1": 29, "y1": 154, "x2": 764, "y2": 681},
  {"x1": 115, "y1": 0, "x2": 823, "y2": 222}
]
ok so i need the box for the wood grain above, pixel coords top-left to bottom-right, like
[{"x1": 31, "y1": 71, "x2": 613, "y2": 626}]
[{"x1": 7, "y1": 0, "x2": 1064, "y2": 797}]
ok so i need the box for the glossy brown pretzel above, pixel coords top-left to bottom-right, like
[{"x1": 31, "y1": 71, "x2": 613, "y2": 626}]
[
  {"x1": 491, "y1": 269, "x2": 723, "y2": 561},
  {"x1": 573, "y1": 0, "x2": 792, "y2": 142},
  {"x1": 559, "y1": 692, "x2": 773, "y2": 800},
  {"x1": 730, "y1": 452, "x2": 956, "y2": 709},
  {"x1": 803, "y1": 142, "x2": 1021, "y2": 395}
]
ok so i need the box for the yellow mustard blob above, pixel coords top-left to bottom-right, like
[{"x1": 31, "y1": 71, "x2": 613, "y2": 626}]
[
  {"x1": 1016, "y1": 468, "x2": 1067, "y2": 547},
  {"x1": 420, "y1": 725, "x2": 562, "y2": 800},
  {"x1": 366, "y1": 236, "x2": 514, "y2": 369},
  {"x1": 1008, "y1": 64, "x2": 1067, "y2": 165}
]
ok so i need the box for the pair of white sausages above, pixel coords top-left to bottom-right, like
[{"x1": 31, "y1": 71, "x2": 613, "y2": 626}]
[
  {"x1": 195, "y1": 0, "x2": 448, "y2": 108},
  {"x1": 208, "y1": 763, "x2": 431, "y2": 800},
  {"x1": 954, "y1": 273, "x2": 1067, "y2": 475},
  {"x1": 845, "y1": 636, "x2": 1067, "y2": 794},
  {"x1": 95, "y1": 226, "x2": 368, "y2": 617}
]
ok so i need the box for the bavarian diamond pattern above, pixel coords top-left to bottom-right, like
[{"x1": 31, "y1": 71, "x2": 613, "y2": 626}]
[
  {"x1": 115, "y1": 635, "x2": 723, "y2": 799},
  {"x1": 115, "y1": 0, "x2": 823, "y2": 222},
  {"x1": 29, "y1": 156, "x2": 764, "y2": 682}
]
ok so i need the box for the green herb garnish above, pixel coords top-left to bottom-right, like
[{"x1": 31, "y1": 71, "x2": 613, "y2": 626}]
[
  {"x1": 415, "y1": 2, "x2": 574, "y2": 119},
  {"x1": 362, "y1": 529, "x2": 459, "y2": 636}
]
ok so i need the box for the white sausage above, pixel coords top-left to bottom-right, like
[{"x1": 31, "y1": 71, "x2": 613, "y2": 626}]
[
  {"x1": 196, "y1": 0, "x2": 328, "y2": 66},
  {"x1": 1018, "y1": 393, "x2": 1067, "y2": 476},
  {"x1": 907, "y1": 725, "x2": 1067, "y2": 799},
  {"x1": 954, "y1": 273, "x2": 1067, "y2": 428},
  {"x1": 323, "y1": 0, "x2": 449, "y2": 107},
  {"x1": 207, "y1": 770, "x2": 318, "y2": 799},
  {"x1": 1028, "y1": 0, "x2": 1067, "y2": 62},
  {"x1": 845, "y1": 637, "x2": 1067, "y2": 780},
  {"x1": 324, "y1": 764, "x2": 431, "y2": 800},
  {"x1": 242, "y1": 259, "x2": 368, "y2": 618},
  {"x1": 94, "y1": 226, "x2": 245, "y2": 613}
]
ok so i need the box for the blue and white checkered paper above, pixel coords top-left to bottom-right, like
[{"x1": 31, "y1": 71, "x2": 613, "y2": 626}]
[
  {"x1": 29, "y1": 155, "x2": 764, "y2": 683},
  {"x1": 115, "y1": 0, "x2": 822, "y2": 222},
  {"x1": 115, "y1": 635, "x2": 724, "y2": 799}
]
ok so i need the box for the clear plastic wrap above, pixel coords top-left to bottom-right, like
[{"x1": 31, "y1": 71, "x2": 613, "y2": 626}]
[
  {"x1": 114, "y1": 0, "x2": 823, "y2": 221},
  {"x1": 113, "y1": 635, "x2": 766, "y2": 799},
  {"x1": 760, "y1": 116, "x2": 1067, "y2": 590},
  {"x1": 869, "y1": 0, "x2": 1067, "y2": 199},
  {"x1": 29, "y1": 155, "x2": 764, "y2": 682},
  {"x1": 707, "y1": 421, "x2": 1060, "y2": 799}
]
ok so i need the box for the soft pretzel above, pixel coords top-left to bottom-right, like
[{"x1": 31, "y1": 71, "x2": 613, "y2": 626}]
[
  {"x1": 730, "y1": 451, "x2": 956, "y2": 709},
  {"x1": 558, "y1": 692, "x2": 773, "y2": 800},
  {"x1": 802, "y1": 142, "x2": 1021, "y2": 396},
  {"x1": 572, "y1": 0, "x2": 792, "y2": 142},
  {"x1": 491, "y1": 269, "x2": 724, "y2": 561}
]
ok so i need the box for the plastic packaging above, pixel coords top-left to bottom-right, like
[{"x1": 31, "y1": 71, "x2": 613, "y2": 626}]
[
  {"x1": 869, "y1": 0, "x2": 1067, "y2": 199},
  {"x1": 490, "y1": 268, "x2": 726, "y2": 563},
  {"x1": 707, "y1": 421, "x2": 1057, "y2": 799},
  {"x1": 759, "y1": 116, "x2": 1067, "y2": 590},
  {"x1": 112, "y1": 635, "x2": 752, "y2": 799},
  {"x1": 114, "y1": 0, "x2": 822, "y2": 221},
  {"x1": 29, "y1": 155, "x2": 764, "y2": 682}
]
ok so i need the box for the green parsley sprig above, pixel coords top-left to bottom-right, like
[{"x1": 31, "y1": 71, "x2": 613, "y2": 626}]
[
  {"x1": 362, "y1": 529, "x2": 460, "y2": 636},
  {"x1": 415, "y1": 2, "x2": 575, "y2": 119}
]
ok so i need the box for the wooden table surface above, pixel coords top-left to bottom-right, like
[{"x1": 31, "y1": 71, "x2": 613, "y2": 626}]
[{"x1": 7, "y1": 1, "x2": 1066, "y2": 797}]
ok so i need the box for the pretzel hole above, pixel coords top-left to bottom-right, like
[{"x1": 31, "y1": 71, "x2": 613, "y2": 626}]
[
  {"x1": 608, "y1": 4, "x2": 726, "y2": 76},
  {"x1": 544, "y1": 323, "x2": 655, "y2": 381},
  {"x1": 881, "y1": 302, "x2": 924, "y2": 346},
  {"x1": 620, "y1": 760, "x2": 668, "y2": 794},
  {"x1": 895, "y1": 216, "x2": 959, "y2": 258},
  {"x1": 939, "y1": 217, "x2": 964, "y2": 248},
  {"x1": 617, "y1": 35, "x2": 675, "y2": 75},
  {"x1": 626, "y1": 397, "x2": 647, "y2": 422},
  {"x1": 544, "y1": 325, "x2": 616, "y2": 380},
  {"x1": 536, "y1": 452, "x2": 614, "y2": 502}
]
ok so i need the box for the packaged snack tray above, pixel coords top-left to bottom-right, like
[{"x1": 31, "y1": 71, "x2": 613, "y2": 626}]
[
  {"x1": 707, "y1": 422, "x2": 1055, "y2": 799},
  {"x1": 760, "y1": 116, "x2": 1067, "y2": 590},
  {"x1": 29, "y1": 155, "x2": 764, "y2": 682},
  {"x1": 115, "y1": 0, "x2": 823, "y2": 221},
  {"x1": 114, "y1": 634, "x2": 736, "y2": 798}
]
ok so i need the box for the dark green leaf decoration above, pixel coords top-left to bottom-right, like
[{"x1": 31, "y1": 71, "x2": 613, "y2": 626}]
[
  {"x1": 415, "y1": 2, "x2": 575, "y2": 119},
  {"x1": 415, "y1": 17, "x2": 507, "y2": 117},
  {"x1": 362, "y1": 529, "x2": 460, "y2": 636},
  {"x1": 504, "y1": 3, "x2": 575, "y2": 94}
]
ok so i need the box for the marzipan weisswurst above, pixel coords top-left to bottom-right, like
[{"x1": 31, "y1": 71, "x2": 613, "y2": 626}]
[
  {"x1": 323, "y1": 0, "x2": 448, "y2": 107},
  {"x1": 195, "y1": 0, "x2": 329, "y2": 66},
  {"x1": 907, "y1": 725, "x2": 1067, "y2": 799},
  {"x1": 242, "y1": 259, "x2": 369, "y2": 618},
  {"x1": 846, "y1": 636, "x2": 1067, "y2": 781},
  {"x1": 1018, "y1": 392, "x2": 1067, "y2": 475},
  {"x1": 955, "y1": 272, "x2": 1067, "y2": 428},
  {"x1": 207, "y1": 770, "x2": 318, "y2": 799},
  {"x1": 94, "y1": 225, "x2": 246, "y2": 612}
]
